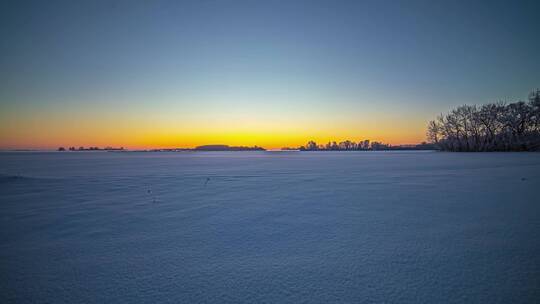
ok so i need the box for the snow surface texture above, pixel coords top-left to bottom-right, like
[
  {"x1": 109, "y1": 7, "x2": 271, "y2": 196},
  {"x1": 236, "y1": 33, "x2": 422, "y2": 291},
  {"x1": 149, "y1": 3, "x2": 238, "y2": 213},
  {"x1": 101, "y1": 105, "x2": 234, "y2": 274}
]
[{"x1": 1, "y1": 151, "x2": 539, "y2": 303}]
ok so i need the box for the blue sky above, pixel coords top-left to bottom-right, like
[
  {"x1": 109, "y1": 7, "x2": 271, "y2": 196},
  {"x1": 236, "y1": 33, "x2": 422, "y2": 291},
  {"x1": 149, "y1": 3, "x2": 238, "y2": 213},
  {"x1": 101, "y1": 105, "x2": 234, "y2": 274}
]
[{"x1": 1, "y1": 0, "x2": 539, "y2": 148}]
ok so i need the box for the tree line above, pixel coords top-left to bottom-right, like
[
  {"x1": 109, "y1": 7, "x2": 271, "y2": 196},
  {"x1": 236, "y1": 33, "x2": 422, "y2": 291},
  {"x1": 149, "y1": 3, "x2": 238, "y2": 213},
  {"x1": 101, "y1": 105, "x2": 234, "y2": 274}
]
[
  {"x1": 427, "y1": 89, "x2": 540, "y2": 151},
  {"x1": 285, "y1": 140, "x2": 434, "y2": 151},
  {"x1": 299, "y1": 139, "x2": 381, "y2": 151}
]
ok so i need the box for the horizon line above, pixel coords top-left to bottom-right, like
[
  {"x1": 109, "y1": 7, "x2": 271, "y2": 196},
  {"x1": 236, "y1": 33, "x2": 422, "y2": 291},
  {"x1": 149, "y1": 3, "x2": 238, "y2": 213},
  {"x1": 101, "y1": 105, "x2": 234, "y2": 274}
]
[{"x1": 0, "y1": 141, "x2": 432, "y2": 152}]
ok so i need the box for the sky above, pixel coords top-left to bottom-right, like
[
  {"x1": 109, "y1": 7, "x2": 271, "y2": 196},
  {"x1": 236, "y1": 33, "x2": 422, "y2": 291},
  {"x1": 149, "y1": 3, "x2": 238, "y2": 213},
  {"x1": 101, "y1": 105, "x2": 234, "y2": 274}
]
[{"x1": 1, "y1": 0, "x2": 539, "y2": 149}]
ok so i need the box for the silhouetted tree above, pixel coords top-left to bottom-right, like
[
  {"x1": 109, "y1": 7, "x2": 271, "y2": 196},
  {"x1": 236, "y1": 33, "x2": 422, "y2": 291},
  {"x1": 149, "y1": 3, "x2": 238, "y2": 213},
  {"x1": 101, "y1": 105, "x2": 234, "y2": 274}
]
[{"x1": 306, "y1": 141, "x2": 318, "y2": 150}]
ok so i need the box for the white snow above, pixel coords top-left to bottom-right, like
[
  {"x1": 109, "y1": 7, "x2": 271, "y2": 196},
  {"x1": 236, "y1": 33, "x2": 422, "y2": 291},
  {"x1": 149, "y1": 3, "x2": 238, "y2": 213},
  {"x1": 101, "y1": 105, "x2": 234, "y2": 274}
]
[{"x1": 1, "y1": 151, "x2": 539, "y2": 303}]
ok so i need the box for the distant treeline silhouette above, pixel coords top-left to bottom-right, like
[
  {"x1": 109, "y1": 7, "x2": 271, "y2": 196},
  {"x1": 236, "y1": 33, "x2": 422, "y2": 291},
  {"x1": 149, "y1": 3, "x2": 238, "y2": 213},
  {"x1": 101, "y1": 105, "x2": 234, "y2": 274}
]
[
  {"x1": 427, "y1": 89, "x2": 540, "y2": 151},
  {"x1": 58, "y1": 146, "x2": 124, "y2": 151},
  {"x1": 286, "y1": 140, "x2": 435, "y2": 151}
]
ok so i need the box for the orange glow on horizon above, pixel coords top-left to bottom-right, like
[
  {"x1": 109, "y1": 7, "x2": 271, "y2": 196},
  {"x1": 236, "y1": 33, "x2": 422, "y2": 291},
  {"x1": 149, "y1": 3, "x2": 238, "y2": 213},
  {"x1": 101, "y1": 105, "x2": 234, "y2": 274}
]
[
  {"x1": 0, "y1": 104, "x2": 429, "y2": 150},
  {"x1": 0, "y1": 130, "x2": 427, "y2": 150}
]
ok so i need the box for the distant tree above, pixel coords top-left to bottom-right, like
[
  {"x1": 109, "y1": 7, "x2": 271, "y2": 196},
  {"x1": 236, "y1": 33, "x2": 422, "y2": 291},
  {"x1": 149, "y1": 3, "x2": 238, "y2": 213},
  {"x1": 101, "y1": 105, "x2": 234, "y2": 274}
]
[
  {"x1": 58, "y1": 147, "x2": 65, "y2": 151},
  {"x1": 361, "y1": 140, "x2": 370, "y2": 150},
  {"x1": 339, "y1": 140, "x2": 354, "y2": 150},
  {"x1": 529, "y1": 89, "x2": 540, "y2": 107},
  {"x1": 528, "y1": 89, "x2": 540, "y2": 131},
  {"x1": 306, "y1": 141, "x2": 318, "y2": 150},
  {"x1": 427, "y1": 120, "x2": 441, "y2": 145}
]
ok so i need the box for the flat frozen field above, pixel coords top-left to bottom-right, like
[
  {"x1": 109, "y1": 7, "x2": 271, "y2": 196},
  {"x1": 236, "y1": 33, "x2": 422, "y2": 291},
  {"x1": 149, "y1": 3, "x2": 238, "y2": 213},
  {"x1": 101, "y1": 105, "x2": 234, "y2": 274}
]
[{"x1": 1, "y1": 151, "x2": 539, "y2": 303}]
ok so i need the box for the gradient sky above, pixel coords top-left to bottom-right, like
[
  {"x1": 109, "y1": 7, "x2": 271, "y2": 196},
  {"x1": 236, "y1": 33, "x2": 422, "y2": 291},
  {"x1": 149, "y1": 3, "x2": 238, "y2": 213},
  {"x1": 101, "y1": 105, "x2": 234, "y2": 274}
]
[{"x1": 1, "y1": 0, "x2": 539, "y2": 149}]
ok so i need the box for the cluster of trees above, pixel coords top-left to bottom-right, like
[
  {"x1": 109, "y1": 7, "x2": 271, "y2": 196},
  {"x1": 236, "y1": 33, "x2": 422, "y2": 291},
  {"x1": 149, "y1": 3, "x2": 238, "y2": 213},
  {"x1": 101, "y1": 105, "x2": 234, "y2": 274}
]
[
  {"x1": 293, "y1": 140, "x2": 435, "y2": 151},
  {"x1": 427, "y1": 89, "x2": 540, "y2": 151},
  {"x1": 289, "y1": 139, "x2": 401, "y2": 151},
  {"x1": 300, "y1": 139, "x2": 379, "y2": 151}
]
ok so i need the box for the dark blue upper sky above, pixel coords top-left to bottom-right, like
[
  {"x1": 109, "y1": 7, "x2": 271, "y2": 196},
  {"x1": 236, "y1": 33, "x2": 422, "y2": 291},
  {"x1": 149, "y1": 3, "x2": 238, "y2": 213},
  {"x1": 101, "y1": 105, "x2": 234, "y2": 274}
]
[{"x1": 1, "y1": 0, "x2": 539, "y2": 148}]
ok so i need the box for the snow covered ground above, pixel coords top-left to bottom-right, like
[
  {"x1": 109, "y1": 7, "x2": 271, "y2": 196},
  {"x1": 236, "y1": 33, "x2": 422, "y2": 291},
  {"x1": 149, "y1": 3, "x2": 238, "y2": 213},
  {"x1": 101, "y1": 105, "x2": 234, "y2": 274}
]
[{"x1": 1, "y1": 151, "x2": 539, "y2": 303}]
